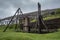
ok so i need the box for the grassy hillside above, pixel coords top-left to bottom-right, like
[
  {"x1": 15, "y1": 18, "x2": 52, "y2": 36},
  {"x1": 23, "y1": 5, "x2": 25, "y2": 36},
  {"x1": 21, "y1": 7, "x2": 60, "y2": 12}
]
[
  {"x1": 0, "y1": 8, "x2": 60, "y2": 40},
  {"x1": 44, "y1": 13, "x2": 60, "y2": 20},
  {"x1": 31, "y1": 13, "x2": 60, "y2": 22}
]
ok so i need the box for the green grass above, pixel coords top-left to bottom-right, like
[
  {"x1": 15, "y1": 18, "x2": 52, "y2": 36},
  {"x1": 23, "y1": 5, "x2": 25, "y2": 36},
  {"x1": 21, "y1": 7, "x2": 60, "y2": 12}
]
[
  {"x1": 0, "y1": 26, "x2": 60, "y2": 40},
  {"x1": 0, "y1": 30, "x2": 60, "y2": 40}
]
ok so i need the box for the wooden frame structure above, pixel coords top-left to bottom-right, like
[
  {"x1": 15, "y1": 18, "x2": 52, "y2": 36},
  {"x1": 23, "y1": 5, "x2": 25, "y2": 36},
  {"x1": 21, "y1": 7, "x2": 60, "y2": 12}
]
[{"x1": 3, "y1": 2, "x2": 57, "y2": 33}]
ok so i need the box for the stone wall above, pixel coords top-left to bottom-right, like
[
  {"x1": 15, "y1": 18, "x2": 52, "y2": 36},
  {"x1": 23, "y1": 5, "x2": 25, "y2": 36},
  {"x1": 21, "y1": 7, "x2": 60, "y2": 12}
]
[
  {"x1": 45, "y1": 18, "x2": 60, "y2": 29},
  {"x1": 30, "y1": 18, "x2": 60, "y2": 29}
]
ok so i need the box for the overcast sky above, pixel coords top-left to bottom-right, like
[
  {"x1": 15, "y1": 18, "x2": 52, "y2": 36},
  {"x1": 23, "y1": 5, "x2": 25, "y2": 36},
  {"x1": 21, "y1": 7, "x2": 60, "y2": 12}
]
[{"x1": 0, "y1": 0, "x2": 60, "y2": 19}]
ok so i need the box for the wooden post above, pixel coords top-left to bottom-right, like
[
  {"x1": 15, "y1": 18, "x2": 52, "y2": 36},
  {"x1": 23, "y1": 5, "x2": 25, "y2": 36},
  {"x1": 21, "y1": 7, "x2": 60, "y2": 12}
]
[
  {"x1": 37, "y1": 2, "x2": 48, "y2": 33},
  {"x1": 37, "y1": 2, "x2": 42, "y2": 33}
]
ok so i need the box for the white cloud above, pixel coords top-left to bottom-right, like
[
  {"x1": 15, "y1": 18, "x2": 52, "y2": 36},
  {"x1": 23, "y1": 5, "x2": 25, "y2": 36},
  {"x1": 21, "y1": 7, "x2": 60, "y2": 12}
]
[{"x1": 0, "y1": 0, "x2": 60, "y2": 19}]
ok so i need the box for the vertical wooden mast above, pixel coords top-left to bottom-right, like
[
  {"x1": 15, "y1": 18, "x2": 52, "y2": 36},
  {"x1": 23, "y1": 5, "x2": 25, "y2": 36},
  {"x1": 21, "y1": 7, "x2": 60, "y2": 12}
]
[
  {"x1": 37, "y1": 2, "x2": 42, "y2": 33},
  {"x1": 38, "y1": 2, "x2": 48, "y2": 33}
]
